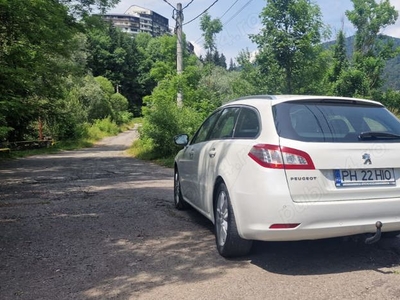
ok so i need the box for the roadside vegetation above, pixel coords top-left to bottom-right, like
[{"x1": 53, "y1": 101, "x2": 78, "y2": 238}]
[
  {"x1": 0, "y1": 118, "x2": 141, "y2": 160},
  {"x1": 133, "y1": 0, "x2": 400, "y2": 166},
  {"x1": 1, "y1": 0, "x2": 400, "y2": 166}
]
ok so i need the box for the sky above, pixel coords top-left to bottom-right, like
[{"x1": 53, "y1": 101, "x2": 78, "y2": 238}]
[{"x1": 108, "y1": 0, "x2": 400, "y2": 63}]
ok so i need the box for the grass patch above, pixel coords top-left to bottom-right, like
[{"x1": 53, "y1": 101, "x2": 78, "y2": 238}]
[
  {"x1": 86, "y1": 118, "x2": 120, "y2": 140},
  {"x1": 127, "y1": 139, "x2": 156, "y2": 160},
  {"x1": 127, "y1": 139, "x2": 175, "y2": 168},
  {"x1": 5, "y1": 139, "x2": 94, "y2": 159},
  {"x1": 154, "y1": 157, "x2": 175, "y2": 168}
]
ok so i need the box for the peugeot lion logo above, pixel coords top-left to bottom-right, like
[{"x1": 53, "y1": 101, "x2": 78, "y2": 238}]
[{"x1": 362, "y1": 153, "x2": 372, "y2": 165}]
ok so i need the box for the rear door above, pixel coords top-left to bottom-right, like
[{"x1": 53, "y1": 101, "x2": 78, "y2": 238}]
[
  {"x1": 197, "y1": 107, "x2": 241, "y2": 213},
  {"x1": 274, "y1": 100, "x2": 400, "y2": 202}
]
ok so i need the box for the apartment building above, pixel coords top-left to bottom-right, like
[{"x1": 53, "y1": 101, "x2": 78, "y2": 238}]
[{"x1": 104, "y1": 5, "x2": 170, "y2": 37}]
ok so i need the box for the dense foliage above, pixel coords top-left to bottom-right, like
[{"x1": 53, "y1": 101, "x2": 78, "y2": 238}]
[
  {"x1": 0, "y1": 0, "x2": 134, "y2": 142},
  {"x1": 251, "y1": 0, "x2": 330, "y2": 94},
  {"x1": 1, "y1": 0, "x2": 400, "y2": 160},
  {"x1": 139, "y1": 0, "x2": 400, "y2": 158}
]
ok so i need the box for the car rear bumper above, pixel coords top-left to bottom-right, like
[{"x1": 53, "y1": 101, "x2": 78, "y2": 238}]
[
  {"x1": 232, "y1": 191, "x2": 400, "y2": 241},
  {"x1": 226, "y1": 157, "x2": 400, "y2": 241}
]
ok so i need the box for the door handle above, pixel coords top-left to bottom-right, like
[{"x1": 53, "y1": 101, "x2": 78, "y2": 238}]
[
  {"x1": 189, "y1": 150, "x2": 194, "y2": 159},
  {"x1": 209, "y1": 148, "x2": 216, "y2": 158}
]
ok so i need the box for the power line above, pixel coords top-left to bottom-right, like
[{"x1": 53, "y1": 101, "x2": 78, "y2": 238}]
[
  {"x1": 219, "y1": 0, "x2": 241, "y2": 20},
  {"x1": 183, "y1": 0, "x2": 220, "y2": 26},
  {"x1": 194, "y1": 0, "x2": 254, "y2": 44},
  {"x1": 162, "y1": 0, "x2": 176, "y2": 10},
  {"x1": 222, "y1": 0, "x2": 254, "y2": 26},
  {"x1": 182, "y1": 0, "x2": 195, "y2": 10}
]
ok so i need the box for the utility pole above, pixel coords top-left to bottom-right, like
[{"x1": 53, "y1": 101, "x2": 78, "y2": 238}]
[{"x1": 176, "y1": 3, "x2": 183, "y2": 107}]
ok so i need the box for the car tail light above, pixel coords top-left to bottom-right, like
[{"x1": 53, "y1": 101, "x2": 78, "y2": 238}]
[
  {"x1": 269, "y1": 223, "x2": 300, "y2": 229},
  {"x1": 248, "y1": 144, "x2": 315, "y2": 169}
]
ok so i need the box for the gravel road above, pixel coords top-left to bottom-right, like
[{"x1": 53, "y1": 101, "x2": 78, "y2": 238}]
[{"x1": 1, "y1": 128, "x2": 400, "y2": 300}]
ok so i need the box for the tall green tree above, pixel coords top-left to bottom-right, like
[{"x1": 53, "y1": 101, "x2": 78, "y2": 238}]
[
  {"x1": 346, "y1": 0, "x2": 398, "y2": 56},
  {"x1": 342, "y1": 0, "x2": 399, "y2": 95},
  {"x1": 228, "y1": 58, "x2": 236, "y2": 71},
  {"x1": 200, "y1": 12, "x2": 223, "y2": 61},
  {"x1": 0, "y1": 0, "x2": 80, "y2": 140},
  {"x1": 0, "y1": 0, "x2": 119, "y2": 141},
  {"x1": 251, "y1": 0, "x2": 330, "y2": 94},
  {"x1": 330, "y1": 30, "x2": 349, "y2": 83}
]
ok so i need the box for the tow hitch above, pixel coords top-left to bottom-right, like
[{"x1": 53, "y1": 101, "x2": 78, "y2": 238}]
[{"x1": 365, "y1": 221, "x2": 383, "y2": 244}]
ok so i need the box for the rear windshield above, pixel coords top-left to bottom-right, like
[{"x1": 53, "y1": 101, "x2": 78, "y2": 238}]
[{"x1": 274, "y1": 100, "x2": 400, "y2": 142}]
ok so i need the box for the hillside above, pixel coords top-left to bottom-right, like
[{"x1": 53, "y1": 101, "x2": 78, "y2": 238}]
[{"x1": 323, "y1": 36, "x2": 400, "y2": 91}]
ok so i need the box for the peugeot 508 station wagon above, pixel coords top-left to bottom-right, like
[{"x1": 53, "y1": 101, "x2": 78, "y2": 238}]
[{"x1": 173, "y1": 95, "x2": 400, "y2": 257}]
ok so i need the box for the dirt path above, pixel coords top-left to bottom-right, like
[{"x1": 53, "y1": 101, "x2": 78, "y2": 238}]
[{"x1": 1, "y1": 128, "x2": 400, "y2": 300}]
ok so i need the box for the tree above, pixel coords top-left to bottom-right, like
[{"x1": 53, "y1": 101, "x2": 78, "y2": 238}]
[
  {"x1": 343, "y1": 0, "x2": 399, "y2": 95},
  {"x1": 59, "y1": 0, "x2": 120, "y2": 16},
  {"x1": 235, "y1": 49, "x2": 269, "y2": 95},
  {"x1": 346, "y1": 0, "x2": 398, "y2": 56},
  {"x1": 134, "y1": 33, "x2": 157, "y2": 106},
  {"x1": 0, "y1": 0, "x2": 80, "y2": 140},
  {"x1": 251, "y1": 0, "x2": 330, "y2": 94},
  {"x1": 334, "y1": 68, "x2": 370, "y2": 97},
  {"x1": 80, "y1": 75, "x2": 112, "y2": 121},
  {"x1": 200, "y1": 13, "x2": 223, "y2": 59},
  {"x1": 330, "y1": 30, "x2": 349, "y2": 83},
  {"x1": 228, "y1": 58, "x2": 236, "y2": 71},
  {"x1": 218, "y1": 53, "x2": 227, "y2": 69},
  {"x1": 85, "y1": 16, "x2": 142, "y2": 114}
]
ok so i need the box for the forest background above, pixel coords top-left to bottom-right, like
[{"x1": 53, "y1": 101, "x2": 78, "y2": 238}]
[{"x1": 1, "y1": 0, "x2": 400, "y2": 160}]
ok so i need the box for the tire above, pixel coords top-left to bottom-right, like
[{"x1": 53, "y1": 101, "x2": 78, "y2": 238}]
[
  {"x1": 214, "y1": 182, "x2": 253, "y2": 257},
  {"x1": 174, "y1": 168, "x2": 188, "y2": 210}
]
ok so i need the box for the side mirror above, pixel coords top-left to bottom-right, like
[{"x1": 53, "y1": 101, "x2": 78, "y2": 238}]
[{"x1": 174, "y1": 134, "x2": 189, "y2": 146}]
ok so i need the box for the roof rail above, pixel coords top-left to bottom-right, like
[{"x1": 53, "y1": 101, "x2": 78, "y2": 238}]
[{"x1": 233, "y1": 95, "x2": 277, "y2": 102}]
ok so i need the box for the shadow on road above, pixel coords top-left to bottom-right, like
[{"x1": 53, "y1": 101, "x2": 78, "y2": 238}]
[
  {"x1": 247, "y1": 236, "x2": 400, "y2": 276},
  {"x1": 1, "y1": 136, "x2": 399, "y2": 299},
  {"x1": 0, "y1": 142, "x2": 243, "y2": 299}
]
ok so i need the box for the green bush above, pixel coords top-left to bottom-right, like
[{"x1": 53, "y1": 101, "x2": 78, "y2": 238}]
[
  {"x1": 110, "y1": 93, "x2": 131, "y2": 124},
  {"x1": 118, "y1": 111, "x2": 134, "y2": 125},
  {"x1": 0, "y1": 123, "x2": 12, "y2": 141},
  {"x1": 86, "y1": 117, "x2": 120, "y2": 140},
  {"x1": 140, "y1": 97, "x2": 202, "y2": 158},
  {"x1": 377, "y1": 90, "x2": 400, "y2": 112},
  {"x1": 86, "y1": 123, "x2": 104, "y2": 140},
  {"x1": 92, "y1": 117, "x2": 120, "y2": 135}
]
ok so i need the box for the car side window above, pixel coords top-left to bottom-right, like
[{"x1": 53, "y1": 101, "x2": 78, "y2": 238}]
[
  {"x1": 191, "y1": 111, "x2": 221, "y2": 144},
  {"x1": 209, "y1": 107, "x2": 240, "y2": 140},
  {"x1": 234, "y1": 108, "x2": 260, "y2": 138}
]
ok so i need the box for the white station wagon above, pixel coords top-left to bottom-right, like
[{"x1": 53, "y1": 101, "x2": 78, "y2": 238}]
[{"x1": 173, "y1": 95, "x2": 400, "y2": 257}]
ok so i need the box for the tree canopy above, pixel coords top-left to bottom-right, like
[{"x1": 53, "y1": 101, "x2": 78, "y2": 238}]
[
  {"x1": 251, "y1": 0, "x2": 330, "y2": 94},
  {"x1": 1, "y1": 0, "x2": 400, "y2": 158}
]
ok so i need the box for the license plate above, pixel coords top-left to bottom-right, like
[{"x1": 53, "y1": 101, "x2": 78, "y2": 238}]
[{"x1": 334, "y1": 169, "x2": 396, "y2": 187}]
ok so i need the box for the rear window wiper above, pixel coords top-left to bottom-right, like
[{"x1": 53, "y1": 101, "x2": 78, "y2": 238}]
[{"x1": 359, "y1": 131, "x2": 400, "y2": 140}]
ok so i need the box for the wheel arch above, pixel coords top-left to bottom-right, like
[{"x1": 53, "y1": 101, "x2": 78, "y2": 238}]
[
  {"x1": 212, "y1": 176, "x2": 225, "y2": 223},
  {"x1": 212, "y1": 175, "x2": 253, "y2": 257}
]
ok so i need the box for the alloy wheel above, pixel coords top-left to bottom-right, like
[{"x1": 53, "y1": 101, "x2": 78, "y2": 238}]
[{"x1": 216, "y1": 190, "x2": 229, "y2": 246}]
